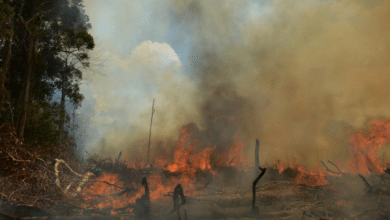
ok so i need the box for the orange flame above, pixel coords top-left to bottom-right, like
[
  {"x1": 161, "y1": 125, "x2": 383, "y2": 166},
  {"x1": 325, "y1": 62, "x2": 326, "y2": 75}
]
[
  {"x1": 164, "y1": 124, "x2": 247, "y2": 176},
  {"x1": 275, "y1": 161, "x2": 329, "y2": 186},
  {"x1": 347, "y1": 119, "x2": 390, "y2": 176},
  {"x1": 82, "y1": 172, "x2": 144, "y2": 214},
  {"x1": 293, "y1": 166, "x2": 329, "y2": 186}
]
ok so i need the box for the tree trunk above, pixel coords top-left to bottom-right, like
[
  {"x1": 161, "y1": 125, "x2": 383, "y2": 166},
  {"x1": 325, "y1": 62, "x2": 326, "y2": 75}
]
[
  {"x1": 17, "y1": 36, "x2": 35, "y2": 140},
  {"x1": 59, "y1": 70, "x2": 66, "y2": 142},
  {"x1": 0, "y1": 25, "x2": 13, "y2": 118},
  {"x1": 1, "y1": 26, "x2": 13, "y2": 88}
]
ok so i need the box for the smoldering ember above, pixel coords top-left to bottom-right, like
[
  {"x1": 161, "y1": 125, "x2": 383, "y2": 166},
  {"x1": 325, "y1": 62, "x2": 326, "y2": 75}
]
[{"x1": 2, "y1": 0, "x2": 390, "y2": 220}]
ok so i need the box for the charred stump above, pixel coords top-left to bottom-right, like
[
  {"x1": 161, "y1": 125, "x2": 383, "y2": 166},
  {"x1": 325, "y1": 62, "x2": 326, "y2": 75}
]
[
  {"x1": 171, "y1": 184, "x2": 186, "y2": 220},
  {"x1": 134, "y1": 177, "x2": 150, "y2": 219},
  {"x1": 252, "y1": 167, "x2": 267, "y2": 211}
]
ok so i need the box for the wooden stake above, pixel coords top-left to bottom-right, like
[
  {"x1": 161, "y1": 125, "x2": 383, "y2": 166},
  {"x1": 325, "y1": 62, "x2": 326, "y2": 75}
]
[{"x1": 147, "y1": 99, "x2": 155, "y2": 164}]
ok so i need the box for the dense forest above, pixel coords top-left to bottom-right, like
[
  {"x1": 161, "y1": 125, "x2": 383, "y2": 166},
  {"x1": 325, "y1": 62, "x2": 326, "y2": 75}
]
[{"x1": 0, "y1": 0, "x2": 94, "y2": 160}]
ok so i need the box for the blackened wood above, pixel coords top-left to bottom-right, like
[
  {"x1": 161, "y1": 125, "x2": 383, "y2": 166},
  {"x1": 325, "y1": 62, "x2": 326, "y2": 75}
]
[
  {"x1": 358, "y1": 174, "x2": 372, "y2": 192},
  {"x1": 170, "y1": 184, "x2": 186, "y2": 220},
  {"x1": 173, "y1": 184, "x2": 186, "y2": 208},
  {"x1": 255, "y1": 139, "x2": 260, "y2": 176},
  {"x1": 252, "y1": 167, "x2": 267, "y2": 211},
  {"x1": 134, "y1": 177, "x2": 150, "y2": 219}
]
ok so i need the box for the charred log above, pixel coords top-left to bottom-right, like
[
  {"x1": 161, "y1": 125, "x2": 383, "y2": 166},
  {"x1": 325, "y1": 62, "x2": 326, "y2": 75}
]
[{"x1": 252, "y1": 166, "x2": 267, "y2": 211}]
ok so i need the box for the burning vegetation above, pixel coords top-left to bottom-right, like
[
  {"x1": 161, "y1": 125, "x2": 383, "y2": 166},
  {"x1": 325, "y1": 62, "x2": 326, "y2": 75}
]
[
  {"x1": 1, "y1": 119, "x2": 390, "y2": 219},
  {"x1": 3, "y1": 0, "x2": 390, "y2": 219}
]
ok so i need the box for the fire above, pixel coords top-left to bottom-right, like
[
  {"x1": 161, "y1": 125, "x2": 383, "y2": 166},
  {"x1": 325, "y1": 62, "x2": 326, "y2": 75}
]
[
  {"x1": 79, "y1": 121, "x2": 253, "y2": 215},
  {"x1": 147, "y1": 173, "x2": 200, "y2": 200},
  {"x1": 293, "y1": 167, "x2": 328, "y2": 186},
  {"x1": 269, "y1": 119, "x2": 390, "y2": 186},
  {"x1": 275, "y1": 161, "x2": 329, "y2": 187},
  {"x1": 75, "y1": 118, "x2": 390, "y2": 217},
  {"x1": 347, "y1": 119, "x2": 390, "y2": 176},
  {"x1": 336, "y1": 200, "x2": 345, "y2": 206},
  {"x1": 82, "y1": 172, "x2": 144, "y2": 214},
  {"x1": 81, "y1": 172, "x2": 203, "y2": 215},
  {"x1": 165, "y1": 124, "x2": 247, "y2": 176}
]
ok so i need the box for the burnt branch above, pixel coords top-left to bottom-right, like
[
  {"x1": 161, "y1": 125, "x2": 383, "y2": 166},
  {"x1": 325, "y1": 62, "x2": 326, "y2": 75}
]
[
  {"x1": 321, "y1": 161, "x2": 342, "y2": 175},
  {"x1": 327, "y1": 160, "x2": 343, "y2": 174},
  {"x1": 358, "y1": 174, "x2": 373, "y2": 192},
  {"x1": 252, "y1": 166, "x2": 267, "y2": 211}
]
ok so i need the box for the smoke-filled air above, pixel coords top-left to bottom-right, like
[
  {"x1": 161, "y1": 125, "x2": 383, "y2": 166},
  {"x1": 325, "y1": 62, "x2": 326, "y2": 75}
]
[
  {"x1": 4, "y1": 0, "x2": 390, "y2": 219},
  {"x1": 81, "y1": 0, "x2": 390, "y2": 169}
]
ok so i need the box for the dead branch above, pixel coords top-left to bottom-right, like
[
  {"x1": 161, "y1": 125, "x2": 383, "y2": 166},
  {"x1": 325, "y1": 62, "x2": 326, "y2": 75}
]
[
  {"x1": 358, "y1": 174, "x2": 372, "y2": 192},
  {"x1": 321, "y1": 161, "x2": 342, "y2": 175},
  {"x1": 252, "y1": 166, "x2": 267, "y2": 211},
  {"x1": 86, "y1": 180, "x2": 127, "y2": 190},
  {"x1": 54, "y1": 159, "x2": 94, "y2": 197},
  {"x1": 327, "y1": 160, "x2": 343, "y2": 173}
]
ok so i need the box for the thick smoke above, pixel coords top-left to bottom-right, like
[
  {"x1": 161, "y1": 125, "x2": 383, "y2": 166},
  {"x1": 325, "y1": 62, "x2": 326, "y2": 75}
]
[
  {"x1": 166, "y1": 0, "x2": 390, "y2": 167},
  {"x1": 84, "y1": 0, "x2": 390, "y2": 168}
]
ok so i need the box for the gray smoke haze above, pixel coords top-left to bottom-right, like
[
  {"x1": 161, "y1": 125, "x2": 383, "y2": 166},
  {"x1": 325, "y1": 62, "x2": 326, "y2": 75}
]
[{"x1": 81, "y1": 0, "x2": 390, "y2": 169}]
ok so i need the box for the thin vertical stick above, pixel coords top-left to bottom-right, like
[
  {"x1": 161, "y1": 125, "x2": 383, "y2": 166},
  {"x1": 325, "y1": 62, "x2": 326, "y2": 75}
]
[
  {"x1": 255, "y1": 139, "x2": 260, "y2": 176},
  {"x1": 147, "y1": 99, "x2": 155, "y2": 164}
]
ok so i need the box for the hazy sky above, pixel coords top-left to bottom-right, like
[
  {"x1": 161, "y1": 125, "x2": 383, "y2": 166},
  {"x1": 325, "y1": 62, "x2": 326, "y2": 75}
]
[
  {"x1": 78, "y1": 0, "x2": 266, "y2": 157},
  {"x1": 76, "y1": 0, "x2": 390, "y2": 168},
  {"x1": 79, "y1": 0, "x2": 197, "y2": 157}
]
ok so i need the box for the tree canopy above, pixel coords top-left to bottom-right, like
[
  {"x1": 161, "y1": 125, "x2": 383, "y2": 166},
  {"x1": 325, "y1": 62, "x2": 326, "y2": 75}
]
[{"x1": 0, "y1": 0, "x2": 95, "y2": 155}]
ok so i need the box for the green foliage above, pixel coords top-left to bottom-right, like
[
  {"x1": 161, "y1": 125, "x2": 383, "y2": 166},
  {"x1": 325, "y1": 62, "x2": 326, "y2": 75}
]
[
  {"x1": 61, "y1": 27, "x2": 95, "y2": 51},
  {"x1": 24, "y1": 101, "x2": 61, "y2": 146},
  {"x1": 0, "y1": 1, "x2": 14, "y2": 39}
]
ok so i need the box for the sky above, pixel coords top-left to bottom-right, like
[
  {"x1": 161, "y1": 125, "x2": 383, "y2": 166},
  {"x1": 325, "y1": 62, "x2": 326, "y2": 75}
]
[
  {"x1": 76, "y1": 0, "x2": 390, "y2": 168},
  {"x1": 78, "y1": 0, "x2": 268, "y2": 158}
]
